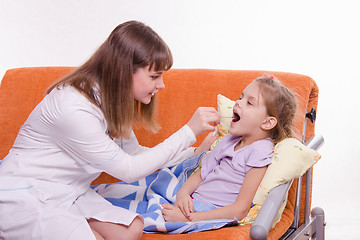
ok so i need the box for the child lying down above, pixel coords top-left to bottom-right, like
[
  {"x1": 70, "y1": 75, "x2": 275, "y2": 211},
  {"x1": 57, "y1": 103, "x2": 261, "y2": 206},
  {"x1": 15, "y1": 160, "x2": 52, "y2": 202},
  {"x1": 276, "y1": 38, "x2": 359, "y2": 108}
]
[{"x1": 161, "y1": 75, "x2": 296, "y2": 223}]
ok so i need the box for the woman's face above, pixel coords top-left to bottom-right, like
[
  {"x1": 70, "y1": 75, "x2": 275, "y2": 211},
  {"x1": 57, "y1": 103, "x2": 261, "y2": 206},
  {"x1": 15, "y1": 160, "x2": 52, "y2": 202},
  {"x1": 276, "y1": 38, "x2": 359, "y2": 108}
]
[{"x1": 132, "y1": 66, "x2": 165, "y2": 104}]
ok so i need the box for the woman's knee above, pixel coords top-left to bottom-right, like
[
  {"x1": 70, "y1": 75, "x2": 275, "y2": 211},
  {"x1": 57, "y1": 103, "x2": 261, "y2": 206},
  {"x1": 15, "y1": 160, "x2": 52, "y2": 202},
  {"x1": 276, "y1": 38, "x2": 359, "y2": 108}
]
[
  {"x1": 88, "y1": 216, "x2": 143, "y2": 240},
  {"x1": 127, "y1": 216, "x2": 144, "y2": 240}
]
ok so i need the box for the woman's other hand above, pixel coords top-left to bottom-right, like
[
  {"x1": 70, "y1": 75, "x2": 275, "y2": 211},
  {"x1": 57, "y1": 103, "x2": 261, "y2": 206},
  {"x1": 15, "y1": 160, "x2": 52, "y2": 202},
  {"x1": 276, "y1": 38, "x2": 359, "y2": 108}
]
[{"x1": 194, "y1": 130, "x2": 220, "y2": 155}]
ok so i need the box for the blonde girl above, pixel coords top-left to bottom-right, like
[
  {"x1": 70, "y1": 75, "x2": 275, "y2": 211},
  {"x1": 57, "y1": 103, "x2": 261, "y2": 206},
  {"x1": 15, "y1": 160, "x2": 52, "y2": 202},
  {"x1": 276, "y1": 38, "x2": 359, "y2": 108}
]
[{"x1": 161, "y1": 75, "x2": 297, "y2": 223}]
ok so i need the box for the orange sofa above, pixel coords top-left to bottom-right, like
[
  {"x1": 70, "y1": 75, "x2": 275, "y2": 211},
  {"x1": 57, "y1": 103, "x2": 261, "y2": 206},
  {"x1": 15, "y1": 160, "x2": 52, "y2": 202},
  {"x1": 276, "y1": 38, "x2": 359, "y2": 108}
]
[{"x1": 0, "y1": 67, "x2": 319, "y2": 239}]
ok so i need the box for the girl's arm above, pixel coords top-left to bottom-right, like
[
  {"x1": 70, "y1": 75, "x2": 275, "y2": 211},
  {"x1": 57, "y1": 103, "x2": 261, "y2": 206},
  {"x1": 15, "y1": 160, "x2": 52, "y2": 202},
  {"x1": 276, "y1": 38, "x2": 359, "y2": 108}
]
[
  {"x1": 174, "y1": 169, "x2": 203, "y2": 219},
  {"x1": 169, "y1": 131, "x2": 219, "y2": 221},
  {"x1": 162, "y1": 166, "x2": 267, "y2": 222}
]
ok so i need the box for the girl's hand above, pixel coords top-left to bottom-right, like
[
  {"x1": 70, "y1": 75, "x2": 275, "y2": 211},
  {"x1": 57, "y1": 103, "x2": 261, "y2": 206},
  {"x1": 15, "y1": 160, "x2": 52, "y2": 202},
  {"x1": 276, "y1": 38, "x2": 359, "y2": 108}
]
[
  {"x1": 174, "y1": 191, "x2": 194, "y2": 220},
  {"x1": 194, "y1": 130, "x2": 220, "y2": 155},
  {"x1": 187, "y1": 107, "x2": 221, "y2": 137},
  {"x1": 161, "y1": 203, "x2": 192, "y2": 222}
]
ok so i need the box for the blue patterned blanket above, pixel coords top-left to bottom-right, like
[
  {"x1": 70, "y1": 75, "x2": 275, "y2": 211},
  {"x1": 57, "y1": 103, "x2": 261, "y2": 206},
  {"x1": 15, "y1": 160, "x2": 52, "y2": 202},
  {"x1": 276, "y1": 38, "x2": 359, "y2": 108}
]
[{"x1": 92, "y1": 154, "x2": 238, "y2": 234}]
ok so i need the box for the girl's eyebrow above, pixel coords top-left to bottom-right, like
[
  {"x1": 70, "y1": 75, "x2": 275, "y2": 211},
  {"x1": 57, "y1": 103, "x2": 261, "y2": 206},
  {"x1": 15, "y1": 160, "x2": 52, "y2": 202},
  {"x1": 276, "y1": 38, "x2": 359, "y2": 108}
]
[
  {"x1": 248, "y1": 96, "x2": 257, "y2": 102},
  {"x1": 243, "y1": 92, "x2": 258, "y2": 104}
]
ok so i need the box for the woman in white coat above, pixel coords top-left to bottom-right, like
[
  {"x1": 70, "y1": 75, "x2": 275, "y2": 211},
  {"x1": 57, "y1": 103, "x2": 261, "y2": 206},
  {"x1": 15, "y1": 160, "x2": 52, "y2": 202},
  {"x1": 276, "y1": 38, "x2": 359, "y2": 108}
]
[{"x1": 0, "y1": 21, "x2": 220, "y2": 240}]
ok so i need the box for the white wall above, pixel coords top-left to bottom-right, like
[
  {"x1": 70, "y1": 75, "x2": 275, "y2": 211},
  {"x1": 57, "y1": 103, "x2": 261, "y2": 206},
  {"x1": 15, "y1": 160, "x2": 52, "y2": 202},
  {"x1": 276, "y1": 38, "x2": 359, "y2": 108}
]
[{"x1": 1, "y1": 0, "x2": 359, "y2": 239}]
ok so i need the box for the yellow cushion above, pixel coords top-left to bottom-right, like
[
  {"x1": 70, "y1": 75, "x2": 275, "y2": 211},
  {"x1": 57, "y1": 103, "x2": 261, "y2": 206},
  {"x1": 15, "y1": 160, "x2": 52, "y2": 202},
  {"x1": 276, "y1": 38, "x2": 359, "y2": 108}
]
[
  {"x1": 210, "y1": 94, "x2": 235, "y2": 150},
  {"x1": 253, "y1": 138, "x2": 321, "y2": 205},
  {"x1": 252, "y1": 138, "x2": 321, "y2": 228}
]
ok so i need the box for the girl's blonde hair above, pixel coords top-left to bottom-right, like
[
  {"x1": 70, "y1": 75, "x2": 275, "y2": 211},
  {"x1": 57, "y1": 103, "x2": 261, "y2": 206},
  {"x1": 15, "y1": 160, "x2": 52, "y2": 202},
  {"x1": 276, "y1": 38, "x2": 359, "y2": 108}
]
[
  {"x1": 47, "y1": 21, "x2": 173, "y2": 139},
  {"x1": 255, "y1": 75, "x2": 297, "y2": 144}
]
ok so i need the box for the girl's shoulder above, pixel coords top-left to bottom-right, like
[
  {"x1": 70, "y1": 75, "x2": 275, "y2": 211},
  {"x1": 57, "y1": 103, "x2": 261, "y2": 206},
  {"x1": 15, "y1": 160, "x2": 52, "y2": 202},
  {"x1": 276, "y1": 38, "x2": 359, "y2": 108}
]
[
  {"x1": 249, "y1": 138, "x2": 274, "y2": 151},
  {"x1": 244, "y1": 139, "x2": 274, "y2": 159},
  {"x1": 232, "y1": 139, "x2": 274, "y2": 166}
]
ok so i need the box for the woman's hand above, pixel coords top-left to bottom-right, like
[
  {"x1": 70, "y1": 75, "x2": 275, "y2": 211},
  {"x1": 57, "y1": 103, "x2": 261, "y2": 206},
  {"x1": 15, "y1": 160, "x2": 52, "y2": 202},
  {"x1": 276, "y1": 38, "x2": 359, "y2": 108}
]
[
  {"x1": 194, "y1": 130, "x2": 220, "y2": 155},
  {"x1": 187, "y1": 107, "x2": 221, "y2": 137}
]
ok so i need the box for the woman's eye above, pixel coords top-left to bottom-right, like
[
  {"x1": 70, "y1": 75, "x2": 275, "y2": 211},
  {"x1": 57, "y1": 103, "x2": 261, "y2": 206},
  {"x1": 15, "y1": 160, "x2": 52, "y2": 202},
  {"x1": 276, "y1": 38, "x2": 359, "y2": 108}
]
[
  {"x1": 247, "y1": 101, "x2": 253, "y2": 105},
  {"x1": 151, "y1": 74, "x2": 162, "y2": 80}
]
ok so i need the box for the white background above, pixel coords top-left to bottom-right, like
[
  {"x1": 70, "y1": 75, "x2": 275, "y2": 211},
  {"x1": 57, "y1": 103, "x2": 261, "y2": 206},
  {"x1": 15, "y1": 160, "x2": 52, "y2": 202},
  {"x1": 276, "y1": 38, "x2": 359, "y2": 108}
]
[{"x1": 1, "y1": 0, "x2": 359, "y2": 239}]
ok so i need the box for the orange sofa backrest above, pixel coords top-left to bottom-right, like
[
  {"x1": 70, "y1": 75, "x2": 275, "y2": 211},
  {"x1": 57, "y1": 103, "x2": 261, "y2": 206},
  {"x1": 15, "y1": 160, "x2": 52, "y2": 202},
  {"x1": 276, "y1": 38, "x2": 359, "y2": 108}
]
[{"x1": 135, "y1": 69, "x2": 318, "y2": 148}]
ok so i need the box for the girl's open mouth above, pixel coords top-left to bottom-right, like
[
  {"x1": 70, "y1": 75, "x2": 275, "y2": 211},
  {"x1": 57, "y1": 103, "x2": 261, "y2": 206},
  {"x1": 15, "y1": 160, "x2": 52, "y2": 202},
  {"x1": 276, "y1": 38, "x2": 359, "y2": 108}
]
[{"x1": 232, "y1": 112, "x2": 240, "y2": 122}]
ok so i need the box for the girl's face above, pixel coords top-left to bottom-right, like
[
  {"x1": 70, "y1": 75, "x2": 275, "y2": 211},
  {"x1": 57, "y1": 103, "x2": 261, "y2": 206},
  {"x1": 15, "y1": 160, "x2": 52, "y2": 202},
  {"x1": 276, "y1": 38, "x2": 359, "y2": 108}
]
[
  {"x1": 132, "y1": 65, "x2": 165, "y2": 104},
  {"x1": 229, "y1": 82, "x2": 272, "y2": 140}
]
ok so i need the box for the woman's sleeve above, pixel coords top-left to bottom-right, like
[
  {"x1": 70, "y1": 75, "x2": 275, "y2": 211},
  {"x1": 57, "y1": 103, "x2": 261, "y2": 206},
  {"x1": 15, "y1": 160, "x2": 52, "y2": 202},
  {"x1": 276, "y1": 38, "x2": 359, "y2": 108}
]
[
  {"x1": 114, "y1": 131, "x2": 196, "y2": 168},
  {"x1": 55, "y1": 105, "x2": 196, "y2": 183},
  {"x1": 161, "y1": 147, "x2": 196, "y2": 168},
  {"x1": 113, "y1": 131, "x2": 149, "y2": 155}
]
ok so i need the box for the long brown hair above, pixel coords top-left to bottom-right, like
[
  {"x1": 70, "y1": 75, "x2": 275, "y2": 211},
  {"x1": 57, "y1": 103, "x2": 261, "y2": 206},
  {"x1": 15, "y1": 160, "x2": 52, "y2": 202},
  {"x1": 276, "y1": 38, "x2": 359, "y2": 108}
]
[
  {"x1": 47, "y1": 21, "x2": 173, "y2": 138},
  {"x1": 255, "y1": 75, "x2": 297, "y2": 144}
]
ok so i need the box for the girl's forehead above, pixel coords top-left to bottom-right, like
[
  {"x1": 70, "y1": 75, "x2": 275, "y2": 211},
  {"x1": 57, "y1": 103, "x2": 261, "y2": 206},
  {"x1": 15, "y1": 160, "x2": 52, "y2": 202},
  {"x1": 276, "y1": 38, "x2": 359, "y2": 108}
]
[
  {"x1": 243, "y1": 82, "x2": 267, "y2": 105},
  {"x1": 243, "y1": 82, "x2": 260, "y2": 95}
]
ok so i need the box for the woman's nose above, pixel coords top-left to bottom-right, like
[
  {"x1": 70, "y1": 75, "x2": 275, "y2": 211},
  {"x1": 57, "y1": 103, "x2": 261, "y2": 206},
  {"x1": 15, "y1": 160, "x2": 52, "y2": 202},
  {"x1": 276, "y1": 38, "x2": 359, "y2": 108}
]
[{"x1": 157, "y1": 77, "x2": 165, "y2": 89}]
